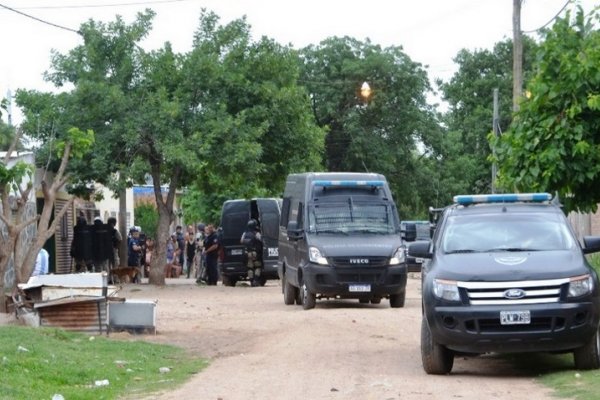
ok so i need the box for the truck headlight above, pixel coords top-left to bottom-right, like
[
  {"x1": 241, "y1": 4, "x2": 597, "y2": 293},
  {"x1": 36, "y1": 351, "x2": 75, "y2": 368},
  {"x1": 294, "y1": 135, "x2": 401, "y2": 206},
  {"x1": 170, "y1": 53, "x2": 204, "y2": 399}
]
[
  {"x1": 309, "y1": 247, "x2": 328, "y2": 265},
  {"x1": 568, "y1": 274, "x2": 594, "y2": 298},
  {"x1": 389, "y1": 247, "x2": 406, "y2": 265},
  {"x1": 433, "y1": 279, "x2": 461, "y2": 302}
]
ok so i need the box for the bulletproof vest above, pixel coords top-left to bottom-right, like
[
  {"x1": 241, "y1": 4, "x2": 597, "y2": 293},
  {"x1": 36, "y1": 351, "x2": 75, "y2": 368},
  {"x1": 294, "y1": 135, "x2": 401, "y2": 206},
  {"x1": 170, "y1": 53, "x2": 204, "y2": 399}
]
[
  {"x1": 92, "y1": 222, "x2": 113, "y2": 262},
  {"x1": 72, "y1": 223, "x2": 93, "y2": 260},
  {"x1": 242, "y1": 230, "x2": 262, "y2": 252}
]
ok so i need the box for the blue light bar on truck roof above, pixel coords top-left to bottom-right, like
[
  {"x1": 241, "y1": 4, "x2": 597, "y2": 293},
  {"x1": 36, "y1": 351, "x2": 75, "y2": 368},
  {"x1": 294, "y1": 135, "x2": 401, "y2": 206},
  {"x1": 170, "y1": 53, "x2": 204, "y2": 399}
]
[
  {"x1": 453, "y1": 193, "x2": 552, "y2": 205},
  {"x1": 313, "y1": 180, "x2": 385, "y2": 188}
]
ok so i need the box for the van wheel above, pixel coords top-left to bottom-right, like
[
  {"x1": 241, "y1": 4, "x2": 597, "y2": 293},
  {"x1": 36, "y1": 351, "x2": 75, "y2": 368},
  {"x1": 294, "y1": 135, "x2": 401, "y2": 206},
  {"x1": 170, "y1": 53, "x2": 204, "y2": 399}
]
[
  {"x1": 295, "y1": 288, "x2": 303, "y2": 305},
  {"x1": 421, "y1": 317, "x2": 454, "y2": 374},
  {"x1": 222, "y1": 275, "x2": 236, "y2": 287},
  {"x1": 283, "y1": 275, "x2": 297, "y2": 305},
  {"x1": 301, "y1": 282, "x2": 316, "y2": 310},
  {"x1": 574, "y1": 325, "x2": 600, "y2": 370},
  {"x1": 389, "y1": 290, "x2": 406, "y2": 308}
]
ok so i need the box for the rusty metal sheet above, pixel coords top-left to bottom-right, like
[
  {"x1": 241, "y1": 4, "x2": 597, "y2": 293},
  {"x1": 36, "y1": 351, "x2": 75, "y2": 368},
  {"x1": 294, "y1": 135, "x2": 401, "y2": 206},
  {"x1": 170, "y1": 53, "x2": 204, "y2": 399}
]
[{"x1": 35, "y1": 297, "x2": 107, "y2": 334}]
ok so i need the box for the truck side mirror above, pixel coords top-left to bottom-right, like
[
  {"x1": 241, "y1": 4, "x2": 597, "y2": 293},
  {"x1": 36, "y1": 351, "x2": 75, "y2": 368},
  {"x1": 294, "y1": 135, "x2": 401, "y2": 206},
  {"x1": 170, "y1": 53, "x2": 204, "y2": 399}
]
[
  {"x1": 287, "y1": 221, "x2": 304, "y2": 241},
  {"x1": 402, "y1": 223, "x2": 417, "y2": 242},
  {"x1": 583, "y1": 236, "x2": 600, "y2": 254}
]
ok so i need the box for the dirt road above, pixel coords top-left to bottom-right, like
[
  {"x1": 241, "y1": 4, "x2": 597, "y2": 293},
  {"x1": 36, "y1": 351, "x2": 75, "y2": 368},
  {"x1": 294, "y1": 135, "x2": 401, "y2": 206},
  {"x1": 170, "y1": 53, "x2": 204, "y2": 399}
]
[{"x1": 115, "y1": 274, "x2": 565, "y2": 400}]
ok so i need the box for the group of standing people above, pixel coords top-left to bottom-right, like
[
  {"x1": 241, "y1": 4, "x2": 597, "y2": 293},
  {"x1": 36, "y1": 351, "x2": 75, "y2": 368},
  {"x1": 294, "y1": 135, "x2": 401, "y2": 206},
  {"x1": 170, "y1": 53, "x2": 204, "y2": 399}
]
[
  {"x1": 161, "y1": 223, "x2": 219, "y2": 285},
  {"x1": 71, "y1": 215, "x2": 121, "y2": 274},
  {"x1": 68, "y1": 214, "x2": 241, "y2": 287}
]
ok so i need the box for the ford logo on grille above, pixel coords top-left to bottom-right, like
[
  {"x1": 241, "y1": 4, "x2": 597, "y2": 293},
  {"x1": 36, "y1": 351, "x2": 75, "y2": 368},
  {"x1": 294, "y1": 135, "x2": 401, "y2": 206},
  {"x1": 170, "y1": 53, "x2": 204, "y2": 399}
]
[
  {"x1": 503, "y1": 288, "x2": 526, "y2": 299},
  {"x1": 349, "y1": 258, "x2": 369, "y2": 264}
]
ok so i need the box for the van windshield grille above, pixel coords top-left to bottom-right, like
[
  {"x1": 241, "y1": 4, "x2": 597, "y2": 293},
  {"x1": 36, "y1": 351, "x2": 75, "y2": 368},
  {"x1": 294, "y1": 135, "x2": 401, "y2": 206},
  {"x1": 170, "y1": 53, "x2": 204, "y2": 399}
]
[{"x1": 308, "y1": 202, "x2": 398, "y2": 234}]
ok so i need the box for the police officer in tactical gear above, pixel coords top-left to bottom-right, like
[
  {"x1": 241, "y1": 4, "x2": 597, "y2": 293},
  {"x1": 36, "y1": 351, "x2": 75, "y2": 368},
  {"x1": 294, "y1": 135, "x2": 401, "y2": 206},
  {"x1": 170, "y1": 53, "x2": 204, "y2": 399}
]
[{"x1": 240, "y1": 219, "x2": 263, "y2": 287}]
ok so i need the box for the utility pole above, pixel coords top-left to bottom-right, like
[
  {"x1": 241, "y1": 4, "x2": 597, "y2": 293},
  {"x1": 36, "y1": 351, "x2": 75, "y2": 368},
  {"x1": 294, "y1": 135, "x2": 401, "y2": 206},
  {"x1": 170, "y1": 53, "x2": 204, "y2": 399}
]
[
  {"x1": 513, "y1": 0, "x2": 523, "y2": 112},
  {"x1": 5, "y1": 89, "x2": 13, "y2": 126},
  {"x1": 492, "y1": 88, "x2": 499, "y2": 193}
]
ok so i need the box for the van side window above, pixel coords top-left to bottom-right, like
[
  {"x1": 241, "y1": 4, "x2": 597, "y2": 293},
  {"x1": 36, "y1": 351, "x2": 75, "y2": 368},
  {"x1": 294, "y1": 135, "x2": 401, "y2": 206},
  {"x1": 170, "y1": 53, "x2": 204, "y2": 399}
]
[{"x1": 281, "y1": 197, "x2": 291, "y2": 228}]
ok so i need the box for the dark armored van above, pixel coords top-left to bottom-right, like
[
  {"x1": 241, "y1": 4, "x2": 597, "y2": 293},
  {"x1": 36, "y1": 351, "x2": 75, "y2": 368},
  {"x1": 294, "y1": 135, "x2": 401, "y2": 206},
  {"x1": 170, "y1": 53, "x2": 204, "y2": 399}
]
[
  {"x1": 401, "y1": 220, "x2": 431, "y2": 272},
  {"x1": 410, "y1": 193, "x2": 600, "y2": 374},
  {"x1": 278, "y1": 172, "x2": 414, "y2": 309},
  {"x1": 219, "y1": 198, "x2": 281, "y2": 287}
]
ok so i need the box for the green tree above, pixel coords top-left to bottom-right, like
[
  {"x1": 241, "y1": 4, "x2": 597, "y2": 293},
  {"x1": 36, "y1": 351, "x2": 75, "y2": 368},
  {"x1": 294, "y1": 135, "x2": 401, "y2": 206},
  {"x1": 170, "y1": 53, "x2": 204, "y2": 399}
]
[
  {"x1": 18, "y1": 9, "x2": 325, "y2": 284},
  {"x1": 0, "y1": 127, "x2": 94, "y2": 312},
  {"x1": 438, "y1": 37, "x2": 539, "y2": 196},
  {"x1": 299, "y1": 37, "x2": 440, "y2": 216},
  {"x1": 16, "y1": 10, "x2": 185, "y2": 284},
  {"x1": 493, "y1": 7, "x2": 600, "y2": 212},
  {"x1": 185, "y1": 12, "x2": 325, "y2": 223}
]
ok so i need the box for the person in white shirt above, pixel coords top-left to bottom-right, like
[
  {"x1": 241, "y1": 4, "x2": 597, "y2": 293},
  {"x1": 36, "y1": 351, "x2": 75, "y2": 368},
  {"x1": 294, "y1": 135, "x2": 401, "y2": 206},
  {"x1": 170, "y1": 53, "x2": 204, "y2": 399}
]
[{"x1": 32, "y1": 248, "x2": 49, "y2": 276}]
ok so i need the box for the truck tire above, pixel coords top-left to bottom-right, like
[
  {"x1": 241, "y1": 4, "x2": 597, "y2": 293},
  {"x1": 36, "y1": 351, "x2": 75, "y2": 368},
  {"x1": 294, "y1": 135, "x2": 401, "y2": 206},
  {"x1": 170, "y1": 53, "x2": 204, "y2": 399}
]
[
  {"x1": 283, "y1": 275, "x2": 297, "y2": 305},
  {"x1": 389, "y1": 290, "x2": 406, "y2": 308},
  {"x1": 421, "y1": 317, "x2": 454, "y2": 374},
  {"x1": 301, "y1": 281, "x2": 316, "y2": 310},
  {"x1": 574, "y1": 325, "x2": 600, "y2": 370},
  {"x1": 222, "y1": 275, "x2": 236, "y2": 287}
]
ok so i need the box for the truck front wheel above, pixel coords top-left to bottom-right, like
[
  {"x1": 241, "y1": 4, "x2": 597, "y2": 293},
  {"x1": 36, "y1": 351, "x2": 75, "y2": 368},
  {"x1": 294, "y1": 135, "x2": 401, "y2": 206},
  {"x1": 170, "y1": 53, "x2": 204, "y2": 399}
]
[
  {"x1": 574, "y1": 325, "x2": 600, "y2": 370},
  {"x1": 283, "y1": 274, "x2": 298, "y2": 305},
  {"x1": 389, "y1": 290, "x2": 406, "y2": 308},
  {"x1": 421, "y1": 317, "x2": 454, "y2": 374},
  {"x1": 301, "y1": 281, "x2": 316, "y2": 310}
]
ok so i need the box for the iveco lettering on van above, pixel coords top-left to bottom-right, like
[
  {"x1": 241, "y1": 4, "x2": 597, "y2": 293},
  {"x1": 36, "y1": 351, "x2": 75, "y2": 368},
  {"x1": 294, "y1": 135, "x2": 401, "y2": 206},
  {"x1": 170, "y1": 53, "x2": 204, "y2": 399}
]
[{"x1": 278, "y1": 172, "x2": 415, "y2": 309}]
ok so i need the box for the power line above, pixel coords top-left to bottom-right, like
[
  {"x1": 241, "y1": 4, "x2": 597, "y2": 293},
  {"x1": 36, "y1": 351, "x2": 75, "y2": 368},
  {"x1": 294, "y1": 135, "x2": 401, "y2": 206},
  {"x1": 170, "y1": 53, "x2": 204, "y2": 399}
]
[
  {"x1": 522, "y1": 0, "x2": 572, "y2": 33},
  {"x1": 0, "y1": 2, "x2": 81, "y2": 34},
  {"x1": 15, "y1": 0, "x2": 192, "y2": 10}
]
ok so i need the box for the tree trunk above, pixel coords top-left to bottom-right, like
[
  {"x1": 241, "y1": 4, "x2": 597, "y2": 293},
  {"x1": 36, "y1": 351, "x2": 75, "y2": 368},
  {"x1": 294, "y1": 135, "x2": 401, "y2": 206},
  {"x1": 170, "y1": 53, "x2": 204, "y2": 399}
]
[
  {"x1": 149, "y1": 214, "x2": 170, "y2": 285},
  {"x1": 118, "y1": 186, "x2": 128, "y2": 268}
]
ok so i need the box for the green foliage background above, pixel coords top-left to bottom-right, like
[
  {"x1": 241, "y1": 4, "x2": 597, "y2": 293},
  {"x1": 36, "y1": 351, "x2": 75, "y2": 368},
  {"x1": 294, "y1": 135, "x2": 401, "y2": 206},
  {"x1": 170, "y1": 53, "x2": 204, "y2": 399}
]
[{"x1": 135, "y1": 203, "x2": 159, "y2": 239}]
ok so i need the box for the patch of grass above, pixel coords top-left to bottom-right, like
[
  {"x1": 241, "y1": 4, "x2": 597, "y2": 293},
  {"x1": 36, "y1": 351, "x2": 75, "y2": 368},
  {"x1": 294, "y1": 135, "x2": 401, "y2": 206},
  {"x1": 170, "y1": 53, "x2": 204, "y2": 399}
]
[
  {"x1": 0, "y1": 326, "x2": 207, "y2": 400},
  {"x1": 540, "y1": 367, "x2": 600, "y2": 400},
  {"x1": 499, "y1": 352, "x2": 600, "y2": 399}
]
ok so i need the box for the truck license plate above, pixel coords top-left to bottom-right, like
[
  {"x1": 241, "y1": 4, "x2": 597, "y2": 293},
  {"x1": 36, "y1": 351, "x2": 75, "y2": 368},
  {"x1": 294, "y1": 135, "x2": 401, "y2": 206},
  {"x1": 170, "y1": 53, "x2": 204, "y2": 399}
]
[
  {"x1": 500, "y1": 310, "x2": 531, "y2": 325},
  {"x1": 231, "y1": 249, "x2": 243, "y2": 256},
  {"x1": 349, "y1": 284, "x2": 371, "y2": 293}
]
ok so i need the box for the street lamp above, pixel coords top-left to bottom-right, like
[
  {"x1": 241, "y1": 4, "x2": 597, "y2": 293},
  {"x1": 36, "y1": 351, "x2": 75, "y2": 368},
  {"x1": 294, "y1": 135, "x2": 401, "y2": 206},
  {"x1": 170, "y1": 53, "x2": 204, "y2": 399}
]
[{"x1": 360, "y1": 82, "x2": 371, "y2": 101}]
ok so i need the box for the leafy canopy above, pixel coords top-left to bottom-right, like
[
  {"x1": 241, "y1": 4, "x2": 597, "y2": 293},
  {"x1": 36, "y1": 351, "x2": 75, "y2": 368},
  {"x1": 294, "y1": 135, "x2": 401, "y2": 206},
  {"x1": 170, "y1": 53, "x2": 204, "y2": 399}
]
[{"x1": 493, "y1": 7, "x2": 600, "y2": 212}]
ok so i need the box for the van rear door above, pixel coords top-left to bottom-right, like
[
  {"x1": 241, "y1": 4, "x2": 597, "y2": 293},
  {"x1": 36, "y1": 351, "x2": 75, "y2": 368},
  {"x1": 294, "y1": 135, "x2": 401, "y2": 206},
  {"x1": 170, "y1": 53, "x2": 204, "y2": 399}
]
[
  {"x1": 256, "y1": 199, "x2": 280, "y2": 261},
  {"x1": 220, "y1": 201, "x2": 250, "y2": 265}
]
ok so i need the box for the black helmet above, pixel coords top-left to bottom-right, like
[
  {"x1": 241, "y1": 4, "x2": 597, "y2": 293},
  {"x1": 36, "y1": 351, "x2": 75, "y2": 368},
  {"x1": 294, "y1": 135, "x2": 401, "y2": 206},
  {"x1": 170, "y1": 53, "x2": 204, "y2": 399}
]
[{"x1": 247, "y1": 219, "x2": 258, "y2": 230}]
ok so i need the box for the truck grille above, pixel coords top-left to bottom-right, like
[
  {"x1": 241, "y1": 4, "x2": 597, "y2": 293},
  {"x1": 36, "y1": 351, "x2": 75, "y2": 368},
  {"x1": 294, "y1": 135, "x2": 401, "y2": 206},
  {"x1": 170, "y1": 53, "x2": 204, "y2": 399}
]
[
  {"x1": 458, "y1": 278, "x2": 570, "y2": 306},
  {"x1": 331, "y1": 256, "x2": 389, "y2": 268}
]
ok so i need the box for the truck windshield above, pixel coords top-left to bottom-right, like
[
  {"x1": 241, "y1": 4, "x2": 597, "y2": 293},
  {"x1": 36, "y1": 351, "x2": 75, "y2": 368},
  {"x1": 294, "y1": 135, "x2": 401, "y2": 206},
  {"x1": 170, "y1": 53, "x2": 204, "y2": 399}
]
[
  {"x1": 442, "y1": 214, "x2": 576, "y2": 253},
  {"x1": 307, "y1": 201, "x2": 399, "y2": 234}
]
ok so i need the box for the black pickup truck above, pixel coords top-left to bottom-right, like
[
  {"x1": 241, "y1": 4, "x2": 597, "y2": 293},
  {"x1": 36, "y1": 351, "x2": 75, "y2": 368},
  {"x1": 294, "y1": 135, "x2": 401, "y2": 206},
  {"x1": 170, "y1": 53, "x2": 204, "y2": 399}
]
[{"x1": 409, "y1": 193, "x2": 600, "y2": 374}]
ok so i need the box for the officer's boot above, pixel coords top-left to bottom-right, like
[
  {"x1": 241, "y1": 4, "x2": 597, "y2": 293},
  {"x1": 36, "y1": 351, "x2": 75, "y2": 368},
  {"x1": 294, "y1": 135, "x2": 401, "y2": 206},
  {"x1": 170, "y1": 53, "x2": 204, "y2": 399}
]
[{"x1": 248, "y1": 268, "x2": 256, "y2": 286}]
